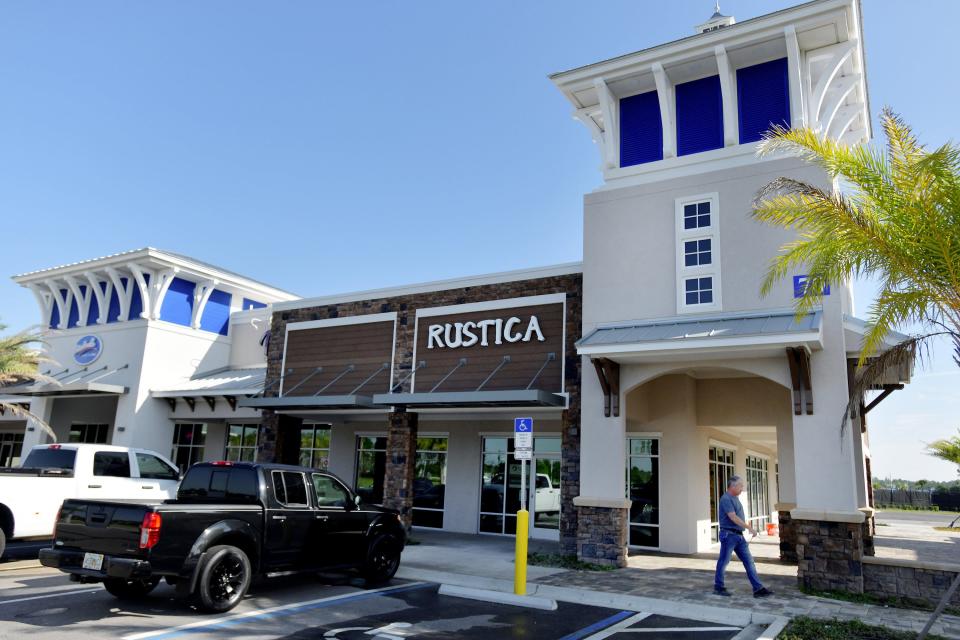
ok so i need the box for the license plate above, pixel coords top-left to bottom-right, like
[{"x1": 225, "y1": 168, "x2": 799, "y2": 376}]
[{"x1": 82, "y1": 553, "x2": 104, "y2": 571}]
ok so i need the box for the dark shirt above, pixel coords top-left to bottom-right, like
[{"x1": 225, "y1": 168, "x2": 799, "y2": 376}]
[{"x1": 718, "y1": 492, "x2": 745, "y2": 532}]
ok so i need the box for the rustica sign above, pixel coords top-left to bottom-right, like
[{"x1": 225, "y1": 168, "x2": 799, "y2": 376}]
[{"x1": 426, "y1": 315, "x2": 545, "y2": 349}]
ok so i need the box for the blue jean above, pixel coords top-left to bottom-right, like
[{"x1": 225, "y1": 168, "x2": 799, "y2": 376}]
[{"x1": 714, "y1": 529, "x2": 763, "y2": 592}]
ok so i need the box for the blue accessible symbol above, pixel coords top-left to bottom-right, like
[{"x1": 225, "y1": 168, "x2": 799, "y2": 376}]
[{"x1": 514, "y1": 417, "x2": 533, "y2": 433}]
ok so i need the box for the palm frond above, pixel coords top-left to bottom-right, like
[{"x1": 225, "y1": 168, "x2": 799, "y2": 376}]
[{"x1": 0, "y1": 402, "x2": 57, "y2": 442}]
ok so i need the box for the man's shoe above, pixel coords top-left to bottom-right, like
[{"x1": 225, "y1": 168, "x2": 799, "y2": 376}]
[
  {"x1": 753, "y1": 587, "x2": 774, "y2": 598},
  {"x1": 713, "y1": 588, "x2": 731, "y2": 596}
]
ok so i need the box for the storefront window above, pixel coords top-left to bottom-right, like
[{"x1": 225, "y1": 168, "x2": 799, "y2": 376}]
[
  {"x1": 171, "y1": 423, "x2": 207, "y2": 472},
  {"x1": 69, "y1": 423, "x2": 109, "y2": 444},
  {"x1": 746, "y1": 455, "x2": 771, "y2": 530},
  {"x1": 300, "y1": 424, "x2": 331, "y2": 469},
  {"x1": 709, "y1": 445, "x2": 736, "y2": 542},
  {"x1": 355, "y1": 436, "x2": 388, "y2": 504},
  {"x1": 626, "y1": 438, "x2": 660, "y2": 548},
  {"x1": 0, "y1": 432, "x2": 24, "y2": 467},
  {"x1": 225, "y1": 424, "x2": 258, "y2": 462},
  {"x1": 479, "y1": 436, "x2": 560, "y2": 536},
  {"x1": 413, "y1": 437, "x2": 447, "y2": 528}
]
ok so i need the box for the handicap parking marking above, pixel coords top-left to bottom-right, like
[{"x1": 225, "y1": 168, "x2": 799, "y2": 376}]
[{"x1": 581, "y1": 611, "x2": 742, "y2": 640}]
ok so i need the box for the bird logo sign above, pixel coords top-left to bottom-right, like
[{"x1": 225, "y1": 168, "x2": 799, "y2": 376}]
[{"x1": 74, "y1": 335, "x2": 103, "y2": 366}]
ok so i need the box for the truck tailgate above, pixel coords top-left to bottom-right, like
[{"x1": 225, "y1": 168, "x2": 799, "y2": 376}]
[{"x1": 56, "y1": 499, "x2": 160, "y2": 557}]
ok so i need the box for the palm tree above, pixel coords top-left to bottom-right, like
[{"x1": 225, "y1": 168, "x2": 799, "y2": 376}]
[
  {"x1": 0, "y1": 323, "x2": 57, "y2": 442},
  {"x1": 752, "y1": 108, "x2": 960, "y2": 415},
  {"x1": 927, "y1": 431, "x2": 960, "y2": 527}
]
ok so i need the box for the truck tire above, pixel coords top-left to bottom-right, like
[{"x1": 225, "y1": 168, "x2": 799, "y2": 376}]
[
  {"x1": 0, "y1": 528, "x2": 5, "y2": 560},
  {"x1": 104, "y1": 577, "x2": 161, "y2": 600},
  {"x1": 362, "y1": 534, "x2": 402, "y2": 586},
  {"x1": 194, "y1": 545, "x2": 251, "y2": 613}
]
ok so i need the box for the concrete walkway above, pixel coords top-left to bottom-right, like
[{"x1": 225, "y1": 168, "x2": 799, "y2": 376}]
[
  {"x1": 400, "y1": 529, "x2": 960, "y2": 639},
  {"x1": 874, "y1": 510, "x2": 960, "y2": 566}
]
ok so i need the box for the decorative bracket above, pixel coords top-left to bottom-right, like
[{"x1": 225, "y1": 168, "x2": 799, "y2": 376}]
[
  {"x1": 714, "y1": 45, "x2": 738, "y2": 147},
  {"x1": 165, "y1": 398, "x2": 176, "y2": 412},
  {"x1": 786, "y1": 347, "x2": 813, "y2": 415},
  {"x1": 652, "y1": 62, "x2": 677, "y2": 158},
  {"x1": 592, "y1": 357, "x2": 620, "y2": 417},
  {"x1": 45, "y1": 281, "x2": 72, "y2": 330},
  {"x1": 64, "y1": 275, "x2": 92, "y2": 328},
  {"x1": 203, "y1": 396, "x2": 216, "y2": 411},
  {"x1": 191, "y1": 279, "x2": 218, "y2": 329},
  {"x1": 84, "y1": 271, "x2": 112, "y2": 325},
  {"x1": 593, "y1": 77, "x2": 618, "y2": 170},
  {"x1": 105, "y1": 267, "x2": 134, "y2": 322}
]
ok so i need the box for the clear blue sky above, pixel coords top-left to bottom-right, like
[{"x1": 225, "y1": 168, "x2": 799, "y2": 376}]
[{"x1": 1, "y1": 1, "x2": 957, "y2": 481}]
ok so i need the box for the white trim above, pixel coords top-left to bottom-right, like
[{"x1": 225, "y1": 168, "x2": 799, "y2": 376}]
[
  {"x1": 577, "y1": 330, "x2": 822, "y2": 357},
  {"x1": 83, "y1": 271, "x2": 111, "y2": 325},
  {"x1": 28, "y1": 284, "x2": 54, "y2": 328},
  {"x1": 625, "y1": 431, "x2": 662, "y2": 438},
  {"x1": 709, "y1": 439, "x2": 738, "y2": 451},
  {"x1": 675, "y1": 193, "x2": 722, "y2": 315},
  {"x1": 411, "y1": 293, "x2": 567, "y2": 394},
  {"x1": 191, "y1": 279, "x2": 218, "y2": 330},
  {"x1": 593, "y1": 77, "x2": 618, "y2": 169},
  {"x1": 714, "y1": 45, "x2": 738, "y2": 147},
  {"x1": 651, "y1": 63, "x2": 676, "y2": 159},
  {"x1": 280, "y1": 312, "x2": 398, "y2": 397},
  {"x1": 286, "y1": 312, "x2": 399, "y2": 332},
  {"x1": 273, "y1": 263, "x2": 581, "y2": 313},
  {"x1": 64, "y1": 275, "x2": 92, "y2": 328},
  {"x1": 148, "y1": 268, "x2": 178, "y2": 321},
  {"x1": 746, "y1": 449, "x2": 771, "y2": 461},
  {"x1": 783, "y1": 25, "x2": 806, "y2": 127},
  {"x1": 414, "y1": 293, "x2": 568, "y2": 320},
  {"x1": 105, "y1": 267, "x2": 134, "y2": 322}
]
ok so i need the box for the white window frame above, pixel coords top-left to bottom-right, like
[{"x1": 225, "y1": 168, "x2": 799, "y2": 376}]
[{"x1": 676, "y1": 193, "x2": 722, "y2": 314}]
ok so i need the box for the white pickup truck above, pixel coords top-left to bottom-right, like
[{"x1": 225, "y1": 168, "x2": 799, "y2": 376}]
[{"x1": 0, "y1": 443, "x2": 181, "y2": 558}]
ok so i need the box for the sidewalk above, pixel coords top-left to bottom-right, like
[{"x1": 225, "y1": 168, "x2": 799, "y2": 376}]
[{"x1": 400, "y1": 529, "x2": 960, "y2": 639}]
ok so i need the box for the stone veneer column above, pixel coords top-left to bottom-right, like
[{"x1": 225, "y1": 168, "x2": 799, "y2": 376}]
[
  {"x1": 383, "y1": 411, "x2": 418, "y2": 530},
  {"x1": 560, "y1": 407, "x2": 581, "y2": 556},
  {"x1": 574, "y1": 499, "x2": 630, "y2": 567},
  {"x1": 776, "y1": 504, "x2": 798, "y2": 564},
  {"x1": 861, "y1": 508, "x2": 876, "y2": 557},
  {"x1": 258, "y1": 411, "x2": 304, "y2": 464},
  {"x1": 795, "y1": 514, "x2": 865, "y2": 593}
]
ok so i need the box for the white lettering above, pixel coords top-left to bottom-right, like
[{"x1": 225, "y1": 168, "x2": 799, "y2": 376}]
[
  {"x1": 523, "y1": 315, "x2": 545, "y2": 343},
  {"x1": 504, "y1": 316, "x2": 523, "y2": 343},
  {"x1": 425, "y1": 314, "x2": 548, "y2": 349},
  {"x1": 461, "y1": 321, "x2": 478, "y2": 347},
  {"x1": 477, "y1": 319, "x2": 497, "y2": 346},
  {"x1": 427, "y1": 324, "x2": 444, "y2": 349},
  {"x1": 444, "y1": 322, "x2": 464, "y2": 348}
]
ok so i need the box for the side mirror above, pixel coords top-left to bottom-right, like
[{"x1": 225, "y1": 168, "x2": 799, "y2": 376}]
[{"x1": 354, "y1": 495, "x2": 362, "y2": 508}]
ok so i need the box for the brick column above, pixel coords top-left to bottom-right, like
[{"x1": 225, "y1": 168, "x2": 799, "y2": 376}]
[
  {"x1": 258, "y1": 411, "x2": 303, "y2": 464},
  {"x1": 776, "y1": 504, "x2": 798, "y2": 564},
  {"x1": 795, "y1": 517, "x2": 865, "y2": 593},
  {"x1": 574, "y1": 500, "x2": 630, "y2": 567},
  {"x1": 560, "y1": 406, "x2": 581, "y2": 556},
  {"x1": 383, "y1": 411, "x2": 418, "y2": 530}
]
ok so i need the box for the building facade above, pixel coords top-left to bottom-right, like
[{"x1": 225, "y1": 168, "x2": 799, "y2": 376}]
[{"x1": 1, "y1": 0, "x2": 910, "y2": 586}]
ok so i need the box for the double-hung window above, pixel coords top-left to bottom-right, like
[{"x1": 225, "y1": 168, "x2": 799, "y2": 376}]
[{"x1": 676, "y1": 194, "x2": 721, "y2": 313}]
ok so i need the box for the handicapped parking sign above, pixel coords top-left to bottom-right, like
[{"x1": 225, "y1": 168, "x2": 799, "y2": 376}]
[{"x1": 514, "y1": 417, "x2": 533, "y2": 433}]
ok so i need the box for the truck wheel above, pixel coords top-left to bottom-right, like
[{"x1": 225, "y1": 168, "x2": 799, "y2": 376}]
[
  {"x1": 0, "y1": 528, "x2": 5, "y2": 560},
  {"x1": 104, "y1": 577, "x2": 161, "y2": 600},
  {"x1": 363, "y1": 535, "x2": 402, "y2": 586},
  {"x1": 195, "y1": 545, "x2": 251, "y2": 613}
]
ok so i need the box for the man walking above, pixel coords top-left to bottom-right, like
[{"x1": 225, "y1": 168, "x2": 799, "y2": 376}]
[{"x1": 714, "y1": 475, "x2": 773, "y2": 597}]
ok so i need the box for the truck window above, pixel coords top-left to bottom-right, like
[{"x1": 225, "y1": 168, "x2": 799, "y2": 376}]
[
  {"x1": 312, "y1": 474, "x2": 350, "y2": 508},
  {"x1": 21, "y1": 448, "x2": 77, "y2": 470},
  {"x1": 178, "y1": 466, "x2": 259, "y2": 502},
  {"x1": 93, "y1": 452, "x2": 131, "y2": 477},
  {"x1": 273, "y1": 471, "x2": 308, "y2": 507},
  {"x1": 135, "y1": 453, "x2": 180, "y2": 481}
]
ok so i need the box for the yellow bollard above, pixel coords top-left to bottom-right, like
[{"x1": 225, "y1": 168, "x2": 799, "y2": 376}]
[{"x1": 514, "y1": 509, "x2": 529, "y2": 595}]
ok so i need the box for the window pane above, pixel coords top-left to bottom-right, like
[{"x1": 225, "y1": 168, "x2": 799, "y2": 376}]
[
  {"x1": 630, "y1": 525, "x2": 659, "y2": 548},
  {"x1": 686, "y1": 292, "x2": 698, "y2": 305},
  {"x1": 698, "y1": 214, "x2": 710, "y2": 227},
  {"x1": 534, "y1": 437, "x2": 560, "y2": 454},
  {"x1": 93, "y1": 452, "x2": 130, "y2": 478},
  {"x1": 482, "y1": 437, "x2": 507, "y2": 455},
  {"x1": 698, "y1": 202, "x2": 710, "y2": 215},
  {"x1": 701, "y1": 290, "x2": 713, "y2": 303},
  {"x1": 283, "y1": 472, "x2": 308, "y2": 506},
  {"x1": 137, "y1": 453, "x2": 179, "y2": 480},
  {"x1": 628, "y1": 457, "x2": 659, "y2": 525},
  {"x1": 685, "y1": 279, "x2": 697, "y2": 292},
  {"x1": 480, "y1": 453, "x2": 505, "y2": 513},
  {"x1": 313, "y1": 474, "x2": 350, "y2": 508},
  {"x1": 272, "y1": 471, "x2": 286, "y2": 504},
  {"x1": 684, "y1": 204, "x2": 697, "y2": 217}
]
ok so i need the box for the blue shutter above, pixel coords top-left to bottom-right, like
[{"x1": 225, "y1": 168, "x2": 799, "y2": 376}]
[
  {"x1": 737, "y1": 57, "x2": 790, "y2": 144},
  {"x1": 200, "y1": 289, "x2": 233, "y2": 336},
  {"x1": 676, "y1": 75, "x2": 724, "y2": 156},
  {"x1": 619, "y1": 90, "x2": 663, "y2": 167},
  {"x1": 159, "y1": 277, "x2": 195, "y2": 327}
]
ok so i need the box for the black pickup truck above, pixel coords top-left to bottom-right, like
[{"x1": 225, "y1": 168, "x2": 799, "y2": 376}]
[{"x1": 39, "y1": 461, "x2": 406, "y2": 612}]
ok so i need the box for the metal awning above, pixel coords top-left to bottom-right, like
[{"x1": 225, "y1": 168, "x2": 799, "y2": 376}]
[
  {"x1": 372, "y1": 390, "x2": 565, "y2": 409},
  {"x1": 577, "y1": 310, "x2": 823, "y2": 361},
  {"x1": 0, "y1": 381, "x2": 127, "y2": 398},
  {"x1": 239, "y1": 395, "x2": 380, "y2": 410},
  {"x1": 152, "y1": 366, "x2": 268, "y2": 412}
]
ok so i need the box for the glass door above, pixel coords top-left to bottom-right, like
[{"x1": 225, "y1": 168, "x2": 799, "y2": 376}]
[
  {"x1": 479, "y1": 436, "x2": 560, "y2": 539},
  {"x1": 531, "y1": 437, "x2": 561, "y2": 540}
]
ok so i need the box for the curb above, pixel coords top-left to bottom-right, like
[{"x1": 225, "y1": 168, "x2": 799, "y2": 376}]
[
  {"x1": 438, "y1": 584, "x2": 558, "y2": 611},
  {"x1": 757, "y1": 616, "x2": 789, "y2": 639},
  {"x1": 0, "y1": 560, "x2": 44, "y2": 573},
  {"x1": 397, "y1": 566, "x2": 780, "y2": 629}
]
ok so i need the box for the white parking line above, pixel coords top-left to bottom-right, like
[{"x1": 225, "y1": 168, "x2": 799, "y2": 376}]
[
  {"x1": 585, "y1": 613, "x2": 651, "y2": 639},
  {"x1": 122, "y1": 581, "x2": 429, "y2": 640},
  {"x1": 0, "y1": 588, "x2": 100, "y2": 606},
  {"x1": 615, "y1": 628, "x2": 742, "y2": 633}
]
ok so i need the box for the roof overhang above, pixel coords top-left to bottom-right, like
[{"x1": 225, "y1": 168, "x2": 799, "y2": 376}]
[
  {"x1": 577, "y1": 311, "x2": 823, "y2": 364},
  {"x1": 0, "y1": 382, "x2": 127, "y2": 398},
  {"x1": 239, "y1": 395, "x2": 380, "y2": 410},
  {"x1": 152, "y1": 388, "x2": 262, "y2": 398},
  {"x1": 372, "y1": 390, "x2": 566, "y2": 409}
]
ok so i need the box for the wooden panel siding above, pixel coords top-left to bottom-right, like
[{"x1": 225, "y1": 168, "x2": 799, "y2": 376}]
[
  {"x1": 413, "y1": 302, "x2": 564, "y2": 393},
  {"x1": 282, "y1": 321, "x2": 394, "y2": 396}
]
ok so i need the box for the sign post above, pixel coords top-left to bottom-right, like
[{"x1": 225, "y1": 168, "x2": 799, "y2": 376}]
[{"x1": 513, "y1": 417, "x2": 533, "y2": 596}]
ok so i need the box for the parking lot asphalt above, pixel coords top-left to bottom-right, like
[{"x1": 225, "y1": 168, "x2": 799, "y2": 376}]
[
  {"x1": 0, "y1": 539, "x2": 51, "y2": 563},
  {"x1": 0, "y1": 567, "x2": 744, "y2": 640}
]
